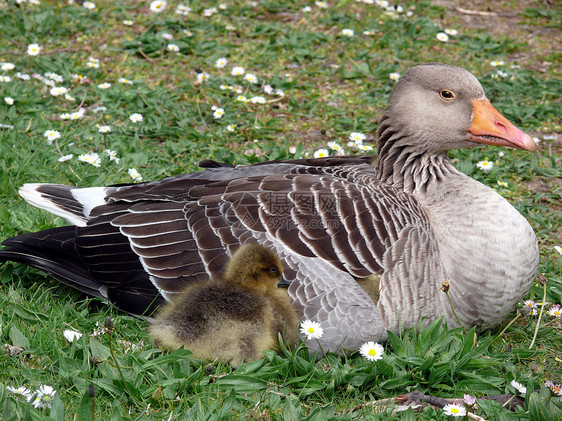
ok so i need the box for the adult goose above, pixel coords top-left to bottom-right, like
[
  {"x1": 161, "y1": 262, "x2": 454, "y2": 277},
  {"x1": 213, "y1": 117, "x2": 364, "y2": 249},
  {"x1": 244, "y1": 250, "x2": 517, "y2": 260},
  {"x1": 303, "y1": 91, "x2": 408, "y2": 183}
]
[{"x1": 0, "y1": 63, "x2": 539, "y2": 354}]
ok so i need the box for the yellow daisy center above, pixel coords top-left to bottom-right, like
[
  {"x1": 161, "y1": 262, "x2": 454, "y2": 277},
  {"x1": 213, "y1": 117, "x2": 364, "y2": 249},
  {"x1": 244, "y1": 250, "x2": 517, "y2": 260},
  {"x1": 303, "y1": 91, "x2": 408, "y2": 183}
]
[
  {"x1": 307, "y1": 327, "x2": 315, "y2": 333},
  {"x1": 451, "y1": 408, "x2": 459, "y2": 414},
  {"x1": 368, "y1": 349, "x2": 376, "y2": 356}
]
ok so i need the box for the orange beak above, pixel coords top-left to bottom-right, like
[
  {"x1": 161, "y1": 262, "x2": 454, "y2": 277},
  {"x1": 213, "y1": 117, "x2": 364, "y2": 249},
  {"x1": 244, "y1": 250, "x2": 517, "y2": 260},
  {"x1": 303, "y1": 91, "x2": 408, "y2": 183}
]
[{"x1": 468, "y1": 99, "x2": 536, "y2": 152}]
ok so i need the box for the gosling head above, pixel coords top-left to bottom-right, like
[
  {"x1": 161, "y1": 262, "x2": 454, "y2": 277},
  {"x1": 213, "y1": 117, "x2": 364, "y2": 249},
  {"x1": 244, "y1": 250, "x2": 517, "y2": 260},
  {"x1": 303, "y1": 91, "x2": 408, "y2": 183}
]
[{"x1": 223, "y1": 243, "x2": 286, "y2": 293}]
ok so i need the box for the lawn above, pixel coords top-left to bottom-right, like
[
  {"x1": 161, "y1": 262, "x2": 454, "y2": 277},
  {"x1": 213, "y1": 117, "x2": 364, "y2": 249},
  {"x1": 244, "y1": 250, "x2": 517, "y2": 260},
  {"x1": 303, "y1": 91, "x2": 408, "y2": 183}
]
[{"x1": 0, "y1": 0, "x2": 561, "y2": 419}]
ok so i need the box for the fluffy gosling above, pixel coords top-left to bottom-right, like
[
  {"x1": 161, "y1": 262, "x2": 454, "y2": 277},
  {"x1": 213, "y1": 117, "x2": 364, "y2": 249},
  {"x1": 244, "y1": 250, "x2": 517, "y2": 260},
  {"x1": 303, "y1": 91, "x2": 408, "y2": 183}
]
[{"x1": 149, "y1": 243, "x2": 299, "y2": 367}]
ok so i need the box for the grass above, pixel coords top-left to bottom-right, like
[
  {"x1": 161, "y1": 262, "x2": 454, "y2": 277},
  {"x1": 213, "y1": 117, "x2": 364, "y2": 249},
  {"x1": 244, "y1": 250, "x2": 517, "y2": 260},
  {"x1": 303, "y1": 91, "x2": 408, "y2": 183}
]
[{"x1": 0, "y1": 0, "x2": 561, "y2": 419}]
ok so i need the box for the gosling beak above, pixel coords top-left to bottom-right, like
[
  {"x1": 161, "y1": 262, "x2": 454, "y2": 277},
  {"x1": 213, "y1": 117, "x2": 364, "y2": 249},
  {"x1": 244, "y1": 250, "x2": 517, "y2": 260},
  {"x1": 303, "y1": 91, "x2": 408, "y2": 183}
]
[
  {"x1": 468, "y1": 98, "x2": 536, "y2": 152},
  {"x1": 277, "y1": 276, "x2": 291, "y2": 288}
]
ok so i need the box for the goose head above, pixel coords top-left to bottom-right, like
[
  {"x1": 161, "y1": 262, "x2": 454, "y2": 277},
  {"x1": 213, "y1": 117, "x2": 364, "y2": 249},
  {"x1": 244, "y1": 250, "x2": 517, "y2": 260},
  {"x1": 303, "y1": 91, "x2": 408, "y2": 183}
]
[
  {"x1": 377, "y1": 63, "x2": 535, "y2": 155},
  {"x1": 223, "y1": 243, "x2": 285, "y2": 294}
]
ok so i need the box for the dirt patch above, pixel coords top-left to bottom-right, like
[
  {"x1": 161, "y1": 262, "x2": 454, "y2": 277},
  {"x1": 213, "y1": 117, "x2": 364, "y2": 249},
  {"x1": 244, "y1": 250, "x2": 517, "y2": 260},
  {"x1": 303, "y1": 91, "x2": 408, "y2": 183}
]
[{"x1": 433, "y1": 0, "x2": 560, "y2": 73}]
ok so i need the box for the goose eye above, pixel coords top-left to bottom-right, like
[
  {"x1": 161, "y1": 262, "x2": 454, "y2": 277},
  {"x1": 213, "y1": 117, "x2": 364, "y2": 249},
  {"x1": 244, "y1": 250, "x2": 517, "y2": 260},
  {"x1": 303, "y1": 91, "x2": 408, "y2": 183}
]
[
  {"x1": 440, "y1": 90, "x2": 455, "y2": 100},
  {"x1": 269, "y1": 267, "x2": 278, "y2": 274}
]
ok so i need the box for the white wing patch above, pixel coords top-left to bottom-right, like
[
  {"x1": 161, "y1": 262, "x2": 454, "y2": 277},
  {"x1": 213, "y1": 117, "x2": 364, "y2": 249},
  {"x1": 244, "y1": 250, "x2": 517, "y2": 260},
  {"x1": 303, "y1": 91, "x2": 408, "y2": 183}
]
[{"x1": 71, "y1": 187, "x2": 109, "y2": 219}]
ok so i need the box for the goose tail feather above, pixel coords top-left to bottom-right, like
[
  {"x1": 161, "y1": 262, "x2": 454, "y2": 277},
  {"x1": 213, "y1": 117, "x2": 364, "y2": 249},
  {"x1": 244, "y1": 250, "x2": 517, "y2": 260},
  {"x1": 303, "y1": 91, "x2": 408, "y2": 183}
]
[
  {"x1": 0, "y1": 227, "x2": 164, "y2": 316},
  {"x1": 18, "y1": 183, "x2": 108, "y2": 226},
  {"x1": 0, "y1": 227, "x2": 106, "y2": 299}
]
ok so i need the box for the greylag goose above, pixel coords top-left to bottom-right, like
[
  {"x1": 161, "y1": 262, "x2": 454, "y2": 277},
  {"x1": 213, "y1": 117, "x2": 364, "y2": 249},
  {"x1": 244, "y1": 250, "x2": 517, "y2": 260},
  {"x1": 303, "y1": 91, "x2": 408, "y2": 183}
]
[
  {"x1": 149, "y1": 243, "x2": 299, "y2": 367},
  {"x1": 0, "y1": 63, "x2": 539, "y2": 354}
]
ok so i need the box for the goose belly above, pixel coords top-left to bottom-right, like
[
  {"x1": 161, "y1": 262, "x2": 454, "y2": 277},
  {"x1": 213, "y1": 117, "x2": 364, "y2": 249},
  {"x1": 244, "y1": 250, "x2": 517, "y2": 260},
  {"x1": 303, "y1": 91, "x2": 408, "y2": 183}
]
[{"x1": 417, "y1": 180, "x2": 539, "y2": 330}]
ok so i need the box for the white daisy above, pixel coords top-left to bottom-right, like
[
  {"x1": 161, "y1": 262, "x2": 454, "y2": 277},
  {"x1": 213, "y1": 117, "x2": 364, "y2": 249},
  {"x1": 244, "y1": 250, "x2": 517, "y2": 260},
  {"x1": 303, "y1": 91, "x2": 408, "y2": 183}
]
[
  {"x1": 97, "y1": 125, "x2": 111, "y2": 134},
  {"x1": 554, "y1": 245, "x2": 562, "y2": 255},
  {"x1": 123, "y1": 20, "x2": 133, "y2": 26},
  {"x1": 226, "y1": 124, "x2": 235, "y2": 132},
  {"x1": 444, "y1": 28, "x2": 458, "y2": 36},
  {"x1": 59, "y1": 113, "x2": 71, "y2": 120},
  {"x1": 31, "y1": 385, "x2": 56, "y2": 409},
  {"x1": 118, "y1": 77, "x2": 133, "y2": 85},
  {"x1": 314, "y1": 148, "x2": 329, "y2": 158},
  {"x1": 44, "y1": 130, "x2": 61, "y2": 144},
  {"x1": 86, "y1": 59, "x2": 100, "y2": 69},
  {"x1": 97, "y1": 82, "x2": 111, "y2": 89},
  {"x1": 167, "y1": 44, "x2": 180, "y2": 52},
  {"x1": 244, "y1": 73, "x2": 258, "y2": 84},
  {"x1": 129, "y1": 113, "x2": 143, "y2": 123},
  {"x1": 315, "y1": 1, "x2": 328, "y2": 8},
  {"x1": 50, "y1": 87, "x2": 69, "y2": 96},
  {"x1": 16, "y1": 72, "x2": 30, "y2": 80},
  {"x1": 358, "y1": 144, "x2": 374, "y2": 151},
  {"x1": 83, "y1": 1, "x2": 96, "y2": 10},
  {"x1": 523, "y1": 299, "x2": 537, "y2": 310},
  {"x1": 327, "y1": 141, "x2": 342, "y2": 151},
  {"x1": 231, "y1": 66, "x2": 245, "y2": 76},
  {"x1": 341, "y1": 29, "x2": 354, "y2": 37},
  {"x1": 289, "y1": 146, "x2": 297, "y2": 154},
  {"x1": 175, "y1": 4, "x2": 191, "y2": 15},
  {"x1": 548, "y1": 305, "x2": 561, "y2": 318},
  {"x1": 64, "y1": 93, "x2": 75, "y2": 101},
  {"x1": 0, "y1": 76, "x2": 12, "y2": 82},
  {"x1": 490, "y1": 60, "x2": 505, "y2": 67},
  {"x1": 104, "y1": 149, "x2": 120, "y2": 163},
  {"x1": 213, "y1": 108, "x2": 225, "y2": 119},
  {"x1": 196, "y1": 72, "x2": 210, "y2": 83},
  {"x1": 78, "y1": 153, "x2": 101, "y2": 167},
  {"x1": 27, "y1": 43, "x2": 41, "y2": 56},
  {"x1": 1, "y1": 63, "x2": 15, "y2": 71},
  {"x1": 215, "y1": 57, "x2": 228, "y2": 68},
  {"x1": 202, "y1": 7, "x2": 217, "y2": 16},
  {"x1": 44, "y1": 72, "x2": 63, "y2": 82},
  {"x1": 476, "y1": 160, "x2": 493, "y2": 171},
  {"x1": 128, "y1": 168, "x2": 142, "y2": 182},
  {"x1": 6, "y1": 386, "x2": 32, "y2": 399},
  {"x1": 511, "y1": 380, "x2": 527, "y2": 395},
  {"x1": 359, "y1": 341, "x2": 384, "y2": 361},
  {"x1": 149, "y1": 0, "x2": 167, "y2": 13},
  {"x1": 162, "y1": 33, "x2": 173, "y2": 40},
  {"x1": 436, "y1": 32, "x2": 449, "y2": 42},
  {"x1": 497, "y1": 180, "x2": 508, "y2": 187},
  {"x1": 236, "y1": 95, "x2": 248, "y2": 102},
  {"x1": 58, "y1": 154, "x2": 73, "y2": 162},
  {"x1": 4, "y1": 97, "x2": 14, "y2": 105},
  {"x1": 300, "y1": 320, "x2": 324, "y2": 340},
  {"x1": 348, "y1": 132, "x2": 366, "y2": 143},
  {"x1": 250, "y1": 96, "x2": 266, "y2": 104},
  {"x1": 69, "y1": 109, "x2": 85, "y2": 120},
  {"x1": 63, "y1": 329, "x2": 83, "y2": 342},
  {"x1": 442, "y1": 403, "x2": 466, "y2": 417},
  {"x1": 389, "y1": 72, "x2": 400, "y2": 81}
]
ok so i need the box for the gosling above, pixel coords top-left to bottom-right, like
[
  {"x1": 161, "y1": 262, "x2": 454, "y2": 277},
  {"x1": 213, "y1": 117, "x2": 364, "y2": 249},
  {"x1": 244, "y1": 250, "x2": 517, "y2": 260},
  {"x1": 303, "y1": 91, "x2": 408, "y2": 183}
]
[{"x1": 149, "y1": 243, "x2": 299, "y2": 367}]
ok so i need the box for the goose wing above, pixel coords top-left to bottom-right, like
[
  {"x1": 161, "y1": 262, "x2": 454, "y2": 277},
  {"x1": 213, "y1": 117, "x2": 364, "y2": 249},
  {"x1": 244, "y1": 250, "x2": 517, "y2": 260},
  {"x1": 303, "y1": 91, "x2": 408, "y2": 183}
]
[{"x1": 101, "y1": 171, "x2": 434, "y2": 350}]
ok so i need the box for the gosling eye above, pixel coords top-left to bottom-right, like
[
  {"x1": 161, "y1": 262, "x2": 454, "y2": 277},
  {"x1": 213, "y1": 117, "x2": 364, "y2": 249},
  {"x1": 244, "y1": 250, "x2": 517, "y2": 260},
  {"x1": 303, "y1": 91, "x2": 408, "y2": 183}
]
[
  {"x1": 269, "y1": 266, "x2": 279, "y2": 275},
  {"x1": 439, "y1": 89, "x2": 455, "y2": 100}
]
